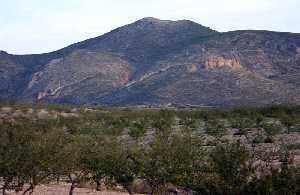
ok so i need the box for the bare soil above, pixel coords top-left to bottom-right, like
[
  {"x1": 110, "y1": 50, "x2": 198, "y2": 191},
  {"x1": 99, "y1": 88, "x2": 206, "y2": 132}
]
[{"x1": 6, "y1": 184, "x2": 135, "y2": 195}]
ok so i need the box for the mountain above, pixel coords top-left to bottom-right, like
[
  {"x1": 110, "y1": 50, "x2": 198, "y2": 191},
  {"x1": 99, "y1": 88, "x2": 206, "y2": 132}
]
[{"x1": 1, "y1": 17, "x2": 300, "y2": 108}]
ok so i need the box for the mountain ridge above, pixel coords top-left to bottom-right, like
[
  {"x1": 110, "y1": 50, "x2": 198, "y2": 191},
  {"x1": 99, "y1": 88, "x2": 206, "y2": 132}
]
[{"x1": 1, "y1": 18, "x2": 300, "y2": 108}]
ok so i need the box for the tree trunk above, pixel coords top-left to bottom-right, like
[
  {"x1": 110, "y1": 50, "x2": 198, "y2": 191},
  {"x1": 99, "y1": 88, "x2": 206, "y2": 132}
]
[
  {"x1": 68, "y1": 175, "x2": 77, "y2": 195},
  {"x1": 56, "y1": 176, "x2": 60, "y2": 184},
  {"x1": 124, "y1": 185, "x2": 133, "y2": 195},
  {"x1": 2, "y1": 186, "x2": 7, "y2": 195},
  {"x1": 2, "y1": 179, "x2": 11, "y2": 195},
  {"x1": 148, "y1": 182, "x2": 156, "y2": 195},
  {"x1": 21, "y1": 184, "x2": 34, "y2": 195},
  {"x1": 95, "y1": 180, "x2": 101, "y2": 191},
  {"x1": 69, "y1": 182, "x2": 76, "y2": 195},
  {"x1": 28, "y1": 187, "x2": 35, "y2": 195}
]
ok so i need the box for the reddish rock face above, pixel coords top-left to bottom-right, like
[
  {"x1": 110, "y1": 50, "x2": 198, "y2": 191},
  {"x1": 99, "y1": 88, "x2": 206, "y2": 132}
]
[
  {"x1": 297, "y1": 47, "x2": 300, "y2": 55},
  {"x1": 187, "y1": 64, "x2": 198, "y2": 73},
  {"x1": 118, "y1": 71, "x2": 130, "y2": 86},
  {"x1": 204, "y1": 56, "x2": 242, "y2": 70},
  {"x1": 37, "y1": 91, "x2": 49, "y2": 100}
]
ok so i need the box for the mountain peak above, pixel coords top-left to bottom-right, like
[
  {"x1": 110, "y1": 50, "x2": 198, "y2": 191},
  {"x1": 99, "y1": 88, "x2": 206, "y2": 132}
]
[
  {"x1": 131, "y1": 17, "x2": 215, "y2": 33},
  {"x1": 135, "y1": 17, "x2": 198, "y2": 25},
  {"x1": 0, "y1": 50, "x2": 8, "y2": 55},
  {"x1": 138, "y1": 17, "x2": 161, "y2": 22},
  {"x1": 133, "y1": 17, "x2": 175, "y2": 27}
]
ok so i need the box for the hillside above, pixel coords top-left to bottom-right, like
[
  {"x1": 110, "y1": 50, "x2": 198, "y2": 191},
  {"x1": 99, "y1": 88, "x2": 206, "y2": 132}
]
[{"x1": 1, "y1": 18, "x2": 300, "y2": 107}]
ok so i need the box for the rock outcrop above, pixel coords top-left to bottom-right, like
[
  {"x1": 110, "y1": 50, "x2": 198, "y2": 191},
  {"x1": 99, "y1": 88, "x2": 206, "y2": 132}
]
[{"x1": 204, "y1": 56, "x2": 242, "y2": 70}]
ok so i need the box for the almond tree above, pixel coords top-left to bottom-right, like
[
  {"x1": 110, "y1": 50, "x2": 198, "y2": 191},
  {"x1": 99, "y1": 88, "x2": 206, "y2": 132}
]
[
  {"x1": 0, "y1": 120, "x2": 37, "y2": 195},
  {"x1": 140, "y1": 131, "x2": 195, "y2": 194},
  {"x1": 21, "y1": 127, "x2": 67, "y2": 195},
  {"x1": 80, "y1": 137, "x2": 115, "y2": 191},
  {"x1": 54, "y1": 134, "x2": 91, "y2": 195},
  {"x1": 109, "y1": 142, "x2": 142, "y2": 195}
]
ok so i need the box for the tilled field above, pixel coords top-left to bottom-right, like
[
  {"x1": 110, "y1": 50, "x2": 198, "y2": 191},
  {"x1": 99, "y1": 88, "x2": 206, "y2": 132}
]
[{"x1": 6, "y1": 185, "x2": 134, "y2": 195}]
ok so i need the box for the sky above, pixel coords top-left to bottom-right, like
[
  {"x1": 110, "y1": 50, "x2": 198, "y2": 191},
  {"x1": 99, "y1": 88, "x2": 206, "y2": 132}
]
[{"x1": 1, "y1": 0, "x2": 299, "y2": 54}]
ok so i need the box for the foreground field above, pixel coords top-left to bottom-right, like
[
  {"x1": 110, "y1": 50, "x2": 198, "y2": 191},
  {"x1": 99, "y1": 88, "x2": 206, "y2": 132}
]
[
  {"x1": 1, "y1": 102, "x2": 300, "y2": 195},
  {"x1": 7, "y1": 185, "x2": 134, "y2": 195}
]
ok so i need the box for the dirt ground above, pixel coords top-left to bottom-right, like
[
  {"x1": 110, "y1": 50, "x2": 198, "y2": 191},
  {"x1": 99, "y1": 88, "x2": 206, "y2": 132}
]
[{"x1": 6, "y1": 184, "x2": 135, "y2": 195}]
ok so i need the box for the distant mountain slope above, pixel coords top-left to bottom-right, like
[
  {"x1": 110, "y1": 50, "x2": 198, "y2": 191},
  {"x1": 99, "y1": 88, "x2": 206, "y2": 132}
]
[{"x1": 1, "y1": 18, "x2": 300, "y2": 107}]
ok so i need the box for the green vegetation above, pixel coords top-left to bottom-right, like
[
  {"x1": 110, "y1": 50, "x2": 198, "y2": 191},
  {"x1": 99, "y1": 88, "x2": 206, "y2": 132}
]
[{"x1": 0, "y1": 103, "x2": 300, "y2": 194}]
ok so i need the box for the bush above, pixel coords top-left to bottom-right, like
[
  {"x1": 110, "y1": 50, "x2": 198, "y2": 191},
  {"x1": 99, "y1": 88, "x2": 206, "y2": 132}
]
[
  {"x1": 209, "y1": 141, "x2": 252, "y2": 194},
  {"x1": 262, "y1": 122, "x2": 281, "y2": 135},
  {"x1": 205, "y1": 120, "x2": 226, "y2": 137},
  {"x1": 128, "y1": 119, "x2": 147, "y2": 140}
]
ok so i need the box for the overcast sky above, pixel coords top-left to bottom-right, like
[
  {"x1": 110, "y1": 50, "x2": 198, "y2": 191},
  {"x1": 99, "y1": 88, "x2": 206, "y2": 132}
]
[{"x1": 1, "y1": 0, "x2": 299, "y2": 54}]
